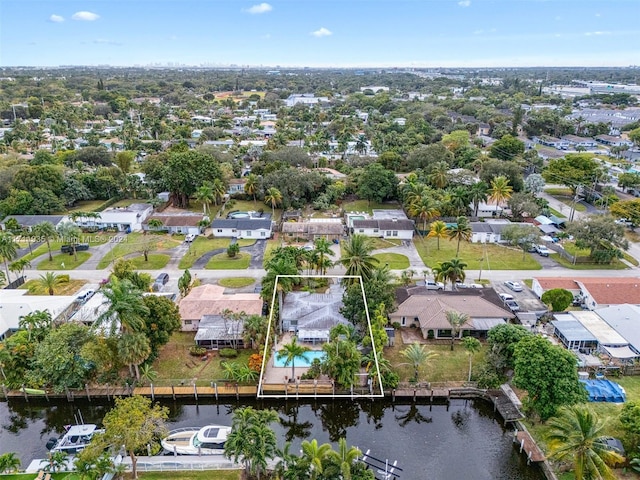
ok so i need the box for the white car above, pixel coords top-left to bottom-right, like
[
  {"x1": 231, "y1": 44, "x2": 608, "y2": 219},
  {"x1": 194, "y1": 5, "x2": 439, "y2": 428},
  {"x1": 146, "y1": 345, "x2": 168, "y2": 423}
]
[
  {"x1": 425, "y1": 280, "x2": 445, "y2": 290},
  {"x1": 185, "y1": 233, "x2": 197, "y2": 243},
  {"x1": 504, "y1": 281, "x2": 523, "y2": 292},
  {"x1": 499, "y1": 293, "x2": 514, "y2": 302},
  {"x1": 535, "y1": 245, "x2": 550, "y2": 257}
]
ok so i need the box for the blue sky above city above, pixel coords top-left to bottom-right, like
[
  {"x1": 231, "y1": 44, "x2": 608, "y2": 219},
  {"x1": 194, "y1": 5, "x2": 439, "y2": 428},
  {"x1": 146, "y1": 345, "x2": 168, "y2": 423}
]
[{"x1": 1, "y1": 0, "x2": 639, "y2": 67}]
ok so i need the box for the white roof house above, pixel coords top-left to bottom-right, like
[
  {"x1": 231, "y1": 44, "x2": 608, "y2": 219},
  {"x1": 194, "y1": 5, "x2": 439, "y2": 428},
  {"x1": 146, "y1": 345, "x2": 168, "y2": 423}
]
[
  {"x1": 77, "y1": 203, "x2": 153, "y2": 232},
  {"x1": 595, "y1": 305, "x2": 640, "y2": 356},
  {"x1": 0, "y1": 290, "x2": 75, "y2": 339}
]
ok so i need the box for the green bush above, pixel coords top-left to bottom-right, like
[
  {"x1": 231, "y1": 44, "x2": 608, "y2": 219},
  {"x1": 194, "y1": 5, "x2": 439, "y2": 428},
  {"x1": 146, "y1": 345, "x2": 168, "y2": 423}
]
[
  {"x1": 219, "y1": 348, "x2": 238, "y2": 358},
  {"x1": 58, "y1": 274, "x2": 70, "y2": 283},
  {"x1": 189, "y1": 346, "x2": 207, "y2": 356}
]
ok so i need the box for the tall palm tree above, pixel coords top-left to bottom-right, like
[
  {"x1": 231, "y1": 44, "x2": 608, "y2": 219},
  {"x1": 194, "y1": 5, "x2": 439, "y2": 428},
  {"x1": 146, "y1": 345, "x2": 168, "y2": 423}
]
[
  {"x1": 56, "y1": 221, "x2": 82, "y2": 262},
  {"x1": 301, "y1": 439, "x2": 333, "y2": 480},
  {"x1": 448, "y1": 216, "x2": 472, "y2": 256},
  {"x1": 449, "y1": 186, "x2": 471, "y2": 216},
  {"x1": 264, "y1": 187, "x2": 283, "y2": 218},
  {"x1": 244, "y1": 173, "x2": 259, "y2": 204},
  {"x1": 96, "y1": 277, "x2": 149, "y2": 334},
  {"x1": 400, "y1": 342, "x2": 438, "y2": 382},
  {"x1": 118, "y1": 332, "x2": 151, "y2": 381},
  {"x1": 328, "y1": 438, "x2": 362, "y2": 480},
  {"x1": 445, "y1": 310, "x2": 470, "y2": 351},
  {"x1": 408, "y1": 196, "x2": 441, "y2": 233},
  {"x1": 33, "y1": 221, "x2": 57, "y2": 262},
  {"x1": 277, "y1": 337, "x2": 310, "y2": 381},
  {"x1": 428, "y1": 161, "x2": 449, "y2": 189},
  {"x1": 211, "y1": 178, "x2": 227, "y2": 206},
  {"x1": 546, "y1": 405, "x2": 624, "y2": 480},
  {"x1": 434, "y1": 258, "x2": 468, "y2": 290},
  {"x1": 0, "y1": 232, "x2": 18, "y2": 282},
  {"x1": 427, "y1": 220, "x2": 448, "y2": 250},
  {"x1": 36, "y1": 272, "x2": 65, "y2": 296},
  {"x1": 313, "y1": 237, "x2": 334, "y2": 275},
  {"x1": 195, "y1": 182, "x2": 215, "y2": 215},
  {"x1": 462, "y1": 336, "x2": 481, "y2": 381},
  {"x1": 469, "y1": 181, "x2": 489, "y2": 217},
  {"x1": 489, "y1": 176, "x2": 513, "y2": 217},
  {"x1": 338, "y1": 234, "x2": 379, "y2": 285}
]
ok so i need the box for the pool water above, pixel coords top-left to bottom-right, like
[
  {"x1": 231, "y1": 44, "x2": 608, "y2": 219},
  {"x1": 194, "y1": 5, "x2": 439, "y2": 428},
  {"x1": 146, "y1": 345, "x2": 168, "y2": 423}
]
[{"x1": 274, "y1": 350, "x2": 326, "y2": 368}]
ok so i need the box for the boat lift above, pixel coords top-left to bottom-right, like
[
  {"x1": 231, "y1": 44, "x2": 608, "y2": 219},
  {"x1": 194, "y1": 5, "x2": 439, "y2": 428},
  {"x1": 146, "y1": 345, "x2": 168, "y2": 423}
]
[{"x1": 360, "y1": 449, "x2": 402, "y2": 480}]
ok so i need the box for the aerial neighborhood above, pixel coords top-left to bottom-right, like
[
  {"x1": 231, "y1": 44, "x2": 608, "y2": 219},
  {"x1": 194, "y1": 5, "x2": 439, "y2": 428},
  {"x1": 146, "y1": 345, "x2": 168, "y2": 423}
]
[{"x1": 2, "y1": 66, "x2": 640, "y2": 479}]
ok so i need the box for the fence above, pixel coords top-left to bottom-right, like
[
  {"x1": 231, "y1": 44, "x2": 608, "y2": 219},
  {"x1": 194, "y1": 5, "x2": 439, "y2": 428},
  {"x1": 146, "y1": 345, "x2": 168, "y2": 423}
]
[
  {"x1": 546, "y1": 242, "x2": 592, "y2": 264},
  {"x1": 3, "y1": 275, "x2": 25, "y2": 289}
]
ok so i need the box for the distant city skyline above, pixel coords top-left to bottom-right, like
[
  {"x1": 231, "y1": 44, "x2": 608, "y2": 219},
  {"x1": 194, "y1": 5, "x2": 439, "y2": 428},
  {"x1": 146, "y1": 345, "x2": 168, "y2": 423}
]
[{"x1": 1, "y1": 0, "x2": 639, "y2": 68}]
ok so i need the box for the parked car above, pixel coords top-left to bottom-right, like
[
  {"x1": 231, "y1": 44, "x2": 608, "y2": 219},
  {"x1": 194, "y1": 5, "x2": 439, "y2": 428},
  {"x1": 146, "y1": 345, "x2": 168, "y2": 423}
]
[
  {"x1": 185, "y1": 233, "x2": 197, "y2": 243},
  {"x1": 75, "y1": 289, "x2": 95, "y2": 303},
  {"x1": 504, "y1": 299, "x2": 520, "y2": 312},
  {"x1": 504, "y1": 281, "x2": 523, "y2": 292},
  {"x1": 535, "y1": 245, "x2": 550, "y2": 257},
  {"x1": 425, "y1": 280, "x2": 445, "y2": 290},
  {"x1": 61, "y1": 243, "x2": 89, "y2": 253},
  {"x1": 499, "y1": 293, "x2": 514, "y2": 302},
  {"x1": 155, "y1": 272, "x2": 169, "y2": 285},
  {"x1": 615, "y1": 218, "x2": 635, "y2": 228}
]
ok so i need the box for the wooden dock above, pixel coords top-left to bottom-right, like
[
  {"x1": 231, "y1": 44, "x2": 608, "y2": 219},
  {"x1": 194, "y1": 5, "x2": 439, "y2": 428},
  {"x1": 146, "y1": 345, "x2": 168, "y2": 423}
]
[{"x1": 515, "y1": 431, "x2": 546, "y2": 463}]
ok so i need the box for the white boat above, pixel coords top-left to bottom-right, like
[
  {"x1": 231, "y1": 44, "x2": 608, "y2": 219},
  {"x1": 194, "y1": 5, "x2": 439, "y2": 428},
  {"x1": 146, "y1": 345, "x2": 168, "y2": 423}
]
[
  {"x1": 161, "y1": 425, "x2": 231, "y2": 455},
  {"x1": 46, "y1": 424, "x2": 104, "y2": 454}
]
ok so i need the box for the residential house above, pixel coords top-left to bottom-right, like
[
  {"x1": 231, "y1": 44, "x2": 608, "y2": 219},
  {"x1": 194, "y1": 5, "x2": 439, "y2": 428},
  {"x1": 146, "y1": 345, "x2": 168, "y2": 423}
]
[
  {"x1": 194, "y1": 315, "x2": 246, "y2": 349},
  {"x1": 595, "y1": 135, "x2": 634, "y2": 148},
  {"x1": 0, "y1": 214, "x2": 68, "y2": 232},
  {"x1": 79, "y1": 203, "x2": 153, "y2": 232},
  {"x1": 351, "y1": 218, "x2": 414, "y2": 240},
  {"x1": 178, "y1": 284, "x2": 263, "y2": 332},
  {"x1": 389, "y1": 294, "x2": 514, "y2": 340},
  {"x1": 470, "y1": 219, "x2": 529, "y2": 243},
  {"x1": 0, "y1": 290, "x2": 75, "y2": 339},
  {"x1": 561, "y1": 134, "x2": 598, "y2": 149},
  {"x1": 144, "y1": 214, "x2": 205, "y2": 235},
  {"x1": 532, "y1": 277, "x2": 640, "y2": 310},
  {"x1": 595, "y1": 305, "x2": 640, "y2": 357},
  {"x1": 477, "y1": 123, "x2": 491, "y2": 136},
  {"x1": 551, "y1": 319, "x2": 598, "y2": 353},
  {"x1": 212, "y1": 218, "x2": 273, "y2": 239},
  {"x1": 284, "y1": 94, "x2": 329, "y2": 107},
  {"x1": 227, "y1": 178, "x2": 247, "y2": 195},
  {"x1": 473, "y1": 201, "x2": 510, "y2": 218},
  {"x1": 281, "y1": 219, "x2": 344, "y2": 242},
  {"x1": 532, "y1": 135, "x2": 570, "y2": 150}
]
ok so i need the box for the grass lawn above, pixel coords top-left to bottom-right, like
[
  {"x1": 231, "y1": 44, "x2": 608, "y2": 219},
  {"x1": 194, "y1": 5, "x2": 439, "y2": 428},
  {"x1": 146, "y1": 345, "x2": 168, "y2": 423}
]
[
  {"x1": 218, "y1": 277, "x2": 256, "y2": 288},
  {"x1": 96, "y1": 233, "x2": 182, "y2": 269},
  {"x1": 221, "y1": 199, "x2": 281, "y2": 221},
  {"x1": 372, "y1": 253, "x2": 410, "y2": 269},
  {"x1": 383, "y1": 331, "x2": 486, "y2": 383},
  {"x1": 66, "y1": 199, "x2": 108, "y2": 212},
  {"x1": 21, "y1": 278, "x2": 87, "y2": 295},
  {"x1": 206, "y1": 252, "x2": 250, "y2": 269},
  {"x1": 178, "y1": 237, "x2": 254, "y2": 269},
  {"x1": 550, "y1": 253, "x2": 628, "y2": 270},
  {"x1": 548, "y1": 207, "x2": 567, "y2": 219},
  {"x1": 263, "y1": 238, "x2": 283, "y2": 265},
  {"x1": 128, "y1": 254, "x2": 171, "y2": 269},
  {"x1": 371, "y1": 238, "x2": 402, "y2": 249},
  {"x1": 131, "y1": 471, "x2": 241, "y2": 480},
  {"x1": 153, "y1": 332, "x2": 254, "y2": 386},
  {"x1": 341, "y1": 200, "x2": 402, "y2": 215},
  {"x1": 0, "y1": 475, "x2": 84, "y2": 480},
  {"x1": 623, "y1": 251, "x2": 639, "y2": 266},
  {"x1": 37, "y1": 252, "x2": 91, "y2": 270},
  {"x1": 414, "y1": 238, "x2": 542, "y2": 270},
  {"x1": 561, "y1": 242, "x2": 591, "y2": 257},
  {"x1": 545, "y1": 187, "x2": 573, "y2": 196},
  {"x1": 20, "y1": 236, "x2": 108, "y2": 264}
]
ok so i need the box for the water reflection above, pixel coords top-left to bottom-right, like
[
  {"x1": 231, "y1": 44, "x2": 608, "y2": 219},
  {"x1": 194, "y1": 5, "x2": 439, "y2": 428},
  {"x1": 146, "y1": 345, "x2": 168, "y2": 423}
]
[{"x1": 0, "y1": 398, "x2": 544, "y2": 480}]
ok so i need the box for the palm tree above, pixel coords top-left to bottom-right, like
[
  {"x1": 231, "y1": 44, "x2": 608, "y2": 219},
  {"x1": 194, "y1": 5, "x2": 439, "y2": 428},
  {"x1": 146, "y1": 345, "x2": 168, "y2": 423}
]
[
  {"x1": 0, "y1": 452, "x2": 21, "y2": 474},
  {"x1": 0, "y1": 232, "x2": 19, "y2": 282},
  {"x1": 434, "y1": 258, "x2": 468, "y2": 290},
  {"x1": 56, "y1": 221, "x2": 82, "y2": 262},
  {"x1": 195, "y1": 182, "x2": 215, "y2": 215},
  {"x1": 313, "y1": 237, "x2": 334, "y2": 275},
  {"x1": 19, "y1": 310, "x2": 52, "y2": 341},
  {"x1": 277, "y1": 337, "x2": 310, "y2": 381},
  {"x1": 9, "y1": 258, "x2": 30, "y2": 279},
  {"x1": 448, "y1": 216, "x2": 472, "y2": 257},
  {"x1": 301, "y1": 439, "x2": 332, "y2": 480},
  {"x1": 118, "y1": 332, "x2": 151, "y2": 381},
  {"x1": 449, "y1": 186, "x2": 470, "y2": 216},
  {"x1": 45, "y1": 451, "x2": 68, "y2": 473},
  {"x1": 96, "y1": 277, "x2": 149, "y2": 334},
  {"x1": 339, "y1": 234, "x2": 379, "y2": 285},
  {"x1": 428, "y1": 161, "x2": 449, "y2": 189},
  {"x1": 469, "y1": 181, "x2": 489, "y2": 217},
  {"x1": 462, "y1": 337, "x2": 481, "y2": 381},
  {"x1": 546, "y1": 405, "x2": 624, "y2": 480},
  {"x1": 245, "y1": 173, "x2": 259, "y2": 204},
  {"x1": 445, "y1": 310, "x2": 470, "y2": 351},
  {"x1": 489, "y1": 176, "x2": 513, "y2": 217},
  {"x1": 400, "y1": 342, "x2": 438, "y2": 382},
  {"x1": 427, "y1": 220, "x2": 448, "y2": 250},
  {"x1": 264, "y1": 187, "x2": 282, "y2": 217},
  {"x1": 328, "y1": 438, "x2": 362, "y2": 480},
  {"x1": 211, "y1": 178, "x2": 227, "y2": 206},
  {"x1": 408, "y1": 196, "x2": 441, "y2": 233},
  {"x1": 36, "y1": 272, "x2": 65, "y2": 296}
]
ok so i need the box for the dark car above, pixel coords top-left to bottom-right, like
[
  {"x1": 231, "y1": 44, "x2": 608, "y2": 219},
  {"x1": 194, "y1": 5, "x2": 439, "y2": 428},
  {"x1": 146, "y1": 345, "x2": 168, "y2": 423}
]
[
  {"x1": 61, "y1": 243, "x2": 89, "y2": 253},
  {"x1": 155, "y1": 272, "x2": 169, "y2": 285}
]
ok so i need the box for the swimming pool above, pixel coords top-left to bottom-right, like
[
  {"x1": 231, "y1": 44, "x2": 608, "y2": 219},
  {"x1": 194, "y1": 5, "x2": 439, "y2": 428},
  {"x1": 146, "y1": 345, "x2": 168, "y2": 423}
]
[
  {"x1": 274, "y1": 350, "x2": 326, "y2": 368},
  {"x1": 581, "y1": 379, "x2": 626, "y2": 403}
]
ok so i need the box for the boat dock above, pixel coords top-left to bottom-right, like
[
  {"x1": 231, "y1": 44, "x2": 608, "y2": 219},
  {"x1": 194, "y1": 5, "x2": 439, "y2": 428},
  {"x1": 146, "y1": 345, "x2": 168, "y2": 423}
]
[{"x1": 515, "y1": 430, "x2": 546, "y2": 463}]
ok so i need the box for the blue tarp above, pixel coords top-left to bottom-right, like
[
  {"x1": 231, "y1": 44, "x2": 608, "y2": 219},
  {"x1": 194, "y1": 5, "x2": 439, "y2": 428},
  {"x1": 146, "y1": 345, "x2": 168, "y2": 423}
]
[{"x1": 581, "y1": 379, "x2": 626, "y2": 403}]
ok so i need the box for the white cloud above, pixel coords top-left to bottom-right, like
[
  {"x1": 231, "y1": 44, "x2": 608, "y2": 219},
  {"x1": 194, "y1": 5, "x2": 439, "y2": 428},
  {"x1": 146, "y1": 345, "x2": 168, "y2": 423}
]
[
  {"x1": 49, "y1": 14, "x2": 64, "y2": 23},
  {"x1": 244, "y1": 3, "x2": 272, "y2": 14},
  {"x1": 311, "y1": 27, "x2": 332, "y2": 38},
  {"x1": 458, "y1": 0, "x2": 471, "y2": 7},
  {"x1": 71, "y1": 11, "x2": 100, "y2": 21},
  {"x1": 584, "y1": 31, "x2": 611, "y2": 36}
]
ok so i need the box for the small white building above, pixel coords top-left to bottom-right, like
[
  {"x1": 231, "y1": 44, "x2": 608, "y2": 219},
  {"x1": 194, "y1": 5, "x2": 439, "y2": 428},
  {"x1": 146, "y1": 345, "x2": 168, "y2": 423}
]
[
  {"x1": 82, "y1": 203, "x2": 153, "y2": 232},
  {"x1": 211, "y1": 218, "x2": 272, "y2": 239},
  {"x1": 0, "y1": 290, "x2": 75, "y2": 339},
  {"x1": 352, "y1": 218, "x2": 414, "y2": 240}
]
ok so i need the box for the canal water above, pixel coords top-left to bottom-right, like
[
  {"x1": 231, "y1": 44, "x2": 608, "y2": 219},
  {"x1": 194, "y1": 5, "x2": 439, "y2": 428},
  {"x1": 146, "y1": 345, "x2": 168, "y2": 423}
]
[{"x1": 0, "y1": 397, "x2": 544, "y2": 480}]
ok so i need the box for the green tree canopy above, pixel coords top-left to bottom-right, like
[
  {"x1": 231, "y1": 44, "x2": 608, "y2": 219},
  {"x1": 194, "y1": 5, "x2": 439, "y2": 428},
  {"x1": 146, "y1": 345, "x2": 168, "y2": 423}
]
[
  {"x1": 541, "y1": 288, "x2": 574, "y2": 312},
  {"x1": 542, "y1": 154, "x2": 601, "y2": 195},
  {"x1": 489, "y1": 134, "x2": 525, "y2": 161},
  {"x1": 356, "y1": 163, "x2": 398, "y2": 204}
]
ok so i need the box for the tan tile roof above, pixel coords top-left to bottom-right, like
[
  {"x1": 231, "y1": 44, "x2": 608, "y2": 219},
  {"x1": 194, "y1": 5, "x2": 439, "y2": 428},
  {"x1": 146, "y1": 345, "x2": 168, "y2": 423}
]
[
  {"x1": 389, "y1": 295, "x2": 513, "y2": 330},
  {"x1": 178, "y1": 284, "x2": 263, "y2": 320},
  {"x1": 535, "y1": 278, "x2": 579, "y2": 291}
]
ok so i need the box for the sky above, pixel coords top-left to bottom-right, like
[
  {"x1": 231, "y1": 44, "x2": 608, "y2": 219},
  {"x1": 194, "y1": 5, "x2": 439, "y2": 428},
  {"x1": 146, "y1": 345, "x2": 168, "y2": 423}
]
[{"x1": 1, "y1": 0, "x2": 639, "y2": 68}]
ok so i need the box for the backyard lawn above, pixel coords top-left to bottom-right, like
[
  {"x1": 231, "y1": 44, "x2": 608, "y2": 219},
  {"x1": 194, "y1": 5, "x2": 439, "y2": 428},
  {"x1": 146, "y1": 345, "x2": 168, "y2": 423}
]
[
  {"x1": 205, "y1": 252, "x2": 251, "y2": 269},
  {"x1": 128, "y1": 254, "x2": 171, "y2": 269},
  {"x1": 372, "y1": 253, "x2": 410, "y2": 269},
  {"x1": 550, "y1": 253, "x2": 629, "y2": 270},
  {"x1": 66, "y1": 199, "x2": 108, "y2": 212},
  {"x1": 20, "y1": 236, "x2": 108, "y2": 264},
  {"x1": 37, "y1": 252, "x2": 92, "y2": 270},
  {"x1": 341, "y1": 200, "x2": 402, "y2": 215},
  {"x1": 178, "y1": 237, "x2": 254, "y2": 269},
  {"x1": 153, "y1": 332, "x2": 254, "y2": 386},
  {"x1": 414, "y1": 238, "x2": 542, "y2": 270},
  {"x1": 218, "y1": 277, "x2": 256, "y2": 288},
  {"x1": 96, "y1": 233, "x2": 182, "y2": 269},
  {"x1": 220, "y1": 199, "x2": 281, "y2": 220},
  {"x1": 21, "y1": 278, "x2": 87, "y2": 295}
]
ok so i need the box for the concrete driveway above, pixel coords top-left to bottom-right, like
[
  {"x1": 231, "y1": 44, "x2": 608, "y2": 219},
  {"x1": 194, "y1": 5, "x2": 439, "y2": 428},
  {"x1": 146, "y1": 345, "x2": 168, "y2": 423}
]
[{"x1": 371, "y1": 240, "x2": 427, "y2": 273}]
